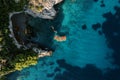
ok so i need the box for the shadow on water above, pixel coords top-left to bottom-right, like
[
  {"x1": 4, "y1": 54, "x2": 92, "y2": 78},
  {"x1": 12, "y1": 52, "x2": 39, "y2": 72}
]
[
  {"x1": 11, "y1": 13, "x2": 31, "y2": 45},
  {"x1": 27, "y1": 2, "x2": 65, "y2": 51}
]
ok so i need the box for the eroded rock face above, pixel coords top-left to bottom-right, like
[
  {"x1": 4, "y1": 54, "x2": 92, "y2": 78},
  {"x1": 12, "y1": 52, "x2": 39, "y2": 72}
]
[{"x1": 25, "y1": 0, "x2": 63, "y2": 19}]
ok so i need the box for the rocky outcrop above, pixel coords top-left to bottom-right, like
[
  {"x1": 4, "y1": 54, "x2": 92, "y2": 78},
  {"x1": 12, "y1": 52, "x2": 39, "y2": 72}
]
[
  {"x1": 55, "y1": 0, "x2": 63, "y2": 4},
  {"x1": 25, "y1": 0, "x2": 63, "y2": 19},
  {"x1": 33, "y1": 47, "x2": 52, "y2": 58}
]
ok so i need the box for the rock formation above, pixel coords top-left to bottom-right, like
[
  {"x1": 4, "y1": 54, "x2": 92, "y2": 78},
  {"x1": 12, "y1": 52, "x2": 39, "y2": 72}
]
[
  {"x1": 7, "y1": 0, "x2": 63, "y2": 57},
  {"x1": 25, "y1": 0, "x2": 63, "y2": 19}
]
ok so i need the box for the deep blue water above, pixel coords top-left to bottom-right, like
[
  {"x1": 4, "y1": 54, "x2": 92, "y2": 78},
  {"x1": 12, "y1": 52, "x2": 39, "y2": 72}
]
[{"x1": 7, "y1": 0, "x2": 120, "y2": 80}]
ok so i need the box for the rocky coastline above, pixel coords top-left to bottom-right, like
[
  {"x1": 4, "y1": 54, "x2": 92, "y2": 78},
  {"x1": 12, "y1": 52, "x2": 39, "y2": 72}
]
[
  {"x1": 0, "y1": 0, "x2": 63, "y2": 79},
  {"x1": 9, "y1": 12, "x2": 23, "y2": 48},
  {"x1": 8, "y1": 0, "x2": 63, "y2": 54}
]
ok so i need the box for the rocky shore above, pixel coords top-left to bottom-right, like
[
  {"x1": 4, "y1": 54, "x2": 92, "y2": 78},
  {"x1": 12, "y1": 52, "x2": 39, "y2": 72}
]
[
  {"x1": 8, "y1": 0, "x2": 63, "y2": 56},
  {"x1": 8, "y1": 0, "x2": 63, "y2": 49},
  {"x1": 0, "y1": 0, "x2": 63, "y2": 78},
  {"x1": 8, "y1": 0, "x2": 63, "y2": 48},
  {"x1": 9, "y1": 12, "x2": 24, "y2": 48}
]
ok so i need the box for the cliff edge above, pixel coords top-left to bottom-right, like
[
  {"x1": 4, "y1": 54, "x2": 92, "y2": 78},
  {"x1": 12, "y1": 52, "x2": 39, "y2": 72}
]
[{"x1": 25, "y1": 0, "x2": 63, "y2": 19}]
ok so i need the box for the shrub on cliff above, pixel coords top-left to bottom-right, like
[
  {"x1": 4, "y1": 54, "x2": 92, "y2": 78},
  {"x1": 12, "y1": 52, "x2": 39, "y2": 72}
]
[{"x1": 15, "y1": 55, "x2": 38, "y2": 71}]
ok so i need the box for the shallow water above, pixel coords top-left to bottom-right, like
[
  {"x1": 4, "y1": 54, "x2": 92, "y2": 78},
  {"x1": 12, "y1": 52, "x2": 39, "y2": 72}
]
[{"x1": 7, "y1": 0, "x2": 120, "y2": 80}]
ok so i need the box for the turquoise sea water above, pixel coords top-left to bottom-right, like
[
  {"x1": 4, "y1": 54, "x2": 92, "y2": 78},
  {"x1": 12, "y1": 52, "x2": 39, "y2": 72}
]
[{"x1": 7, "y1": 0, "x2": 120, "y2": 80}]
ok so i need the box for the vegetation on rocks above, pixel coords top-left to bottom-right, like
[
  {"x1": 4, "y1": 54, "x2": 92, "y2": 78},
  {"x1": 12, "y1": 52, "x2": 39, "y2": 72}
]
[
  {"x1": 29, "y1": 4, "x2": 44, "y2": 12},
  {"x1": 0, "y1": 0, "x2": 38, "y2": 79}
]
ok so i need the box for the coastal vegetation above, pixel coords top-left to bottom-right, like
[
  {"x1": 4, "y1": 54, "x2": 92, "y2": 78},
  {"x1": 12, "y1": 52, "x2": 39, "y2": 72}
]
[
  {"x1": 0, "y1": 0, "x2": 38, "y2": 79},
  {"x1": 14, "y1": 53, "x2": 38, "y2": 71},
  {"x1": 28, "y1": 3, "x2": 44, "y2": 12}
]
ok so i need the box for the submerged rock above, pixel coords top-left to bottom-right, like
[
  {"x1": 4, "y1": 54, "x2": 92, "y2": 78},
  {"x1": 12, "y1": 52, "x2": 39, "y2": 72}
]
[
  {"x1": 82, "y1": 24, "x2": 87, "y2": 30},
  {"x1": 54, "y1": 35, "x2": 66, "y2": 42}
]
